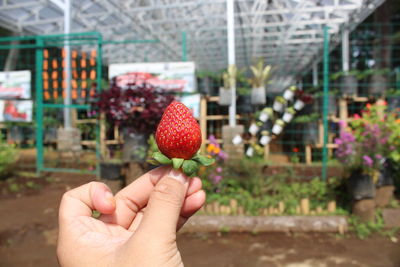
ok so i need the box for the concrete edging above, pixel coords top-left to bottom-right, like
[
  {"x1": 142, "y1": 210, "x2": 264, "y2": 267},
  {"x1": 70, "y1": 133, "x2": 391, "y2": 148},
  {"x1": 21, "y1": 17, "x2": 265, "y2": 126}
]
[{"x1": 181, "y1": 215, "x2": 348, "y2": 233}]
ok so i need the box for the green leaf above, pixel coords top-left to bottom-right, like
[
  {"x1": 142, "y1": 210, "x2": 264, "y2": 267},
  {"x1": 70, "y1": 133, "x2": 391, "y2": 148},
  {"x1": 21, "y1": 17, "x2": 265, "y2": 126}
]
[
  {"x1": 172, "y1": 158, "x2": 184, "y2": 169},
  {"x1": 193, "y1": 153, "x2": 215, "y2": 166},
  {"x1": 182, "y1": 160, "x2": 199, "y2": 176},
  {"x1": 153, "y1": 152, "x2": 172, "y2": 165}
]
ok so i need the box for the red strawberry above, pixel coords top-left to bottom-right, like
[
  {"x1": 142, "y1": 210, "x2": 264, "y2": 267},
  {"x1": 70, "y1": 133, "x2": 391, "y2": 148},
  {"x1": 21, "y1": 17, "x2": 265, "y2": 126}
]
[{"x1": 155, "y1": 101, "x2": 201, "y2": 159}]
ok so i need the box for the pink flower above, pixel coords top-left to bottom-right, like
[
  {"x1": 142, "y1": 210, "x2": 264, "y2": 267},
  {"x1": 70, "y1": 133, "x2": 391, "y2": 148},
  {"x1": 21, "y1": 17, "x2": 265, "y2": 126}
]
[{"x1": 353, "y1": 114, "x2": 361, "y2": 120}]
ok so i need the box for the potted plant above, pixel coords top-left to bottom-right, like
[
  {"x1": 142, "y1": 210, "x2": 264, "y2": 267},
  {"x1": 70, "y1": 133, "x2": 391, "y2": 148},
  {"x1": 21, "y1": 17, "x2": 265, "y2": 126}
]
[
  {"x1": 282, "y1": 107, "x2": 296, "y2": 123},
  {"x1": 259, "y1": 130, "x2": 271, "y2": 145},
  {"x1": 237, "y1": 87, "x2": 253, "y2": 114},
  {"x1": 273, "y1": 96, "x2": 286, "y2": 113},
  {"x1": 93, "y1": 81, "x2": 174, "y2": 164},
  {"x1": 369, "y1": 68, "x2": 391, "y2": 96},
  {"x1": 387, "y1": 89, "x2": 400, "y2": 111},
  {"x1": 314, "y1": 90, "x2": 338, "y2": 117},
  {"x1": 219, "y1": 65, "x2": 237, "y2": 106},
  {"x1": 335, "y1": 102, "x2": 400, "y2": 215},
  {"x1": 292, "y1": 113, "x2": 320, "y2": 145},
  {"x1": 331, "y1": 70, "x2": 359, "y2": 96},
  {"x1": 99, "y1": 158, "x2": 123, "y2": 180},
  {"x1": 248, "y1": 59, "x2": 272, "y2": 105},
  {"x1": 283, "y1": 86, "x2": 297, "y2": 101},
  {"x1": 258, "y1": 107, "x2": 273, "y2": 122},
  {"x1": 293, "y1": 91, "x2": 313, "y2": 111},
  {"x1": 272, "y1": 119, "x2": 285, "y2": 135}
]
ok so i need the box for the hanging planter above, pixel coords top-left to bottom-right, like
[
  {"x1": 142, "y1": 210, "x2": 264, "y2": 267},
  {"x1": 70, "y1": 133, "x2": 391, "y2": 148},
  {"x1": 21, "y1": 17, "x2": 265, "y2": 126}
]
[
  {"x1": 293, "y1": 99, "x2": 305, "y2": 110},
  {"x1": 340, "y1": 74, "x2": 358, "y2": 95},
  {"x1": 369, "y1": 74, "x2": 388, "y2": 96},
  {"x1": 248, "y1": 60, "x2": 271, "y2": 105},
  {"x1": 219, "y1": 65, "x2": 237, "y2": 106},
  {"x1": 251, "y1": 86, "x2": 266, "y2": 105},
  {"x1": 272, "y1": 119, "x2": 285, "y2": 135},
  {"x1": 259, "y1": 130, "x2": 271, "y2": 145},
  {"x1": 218, "y1": 87, "x2": 232, "y2": 106},
  {"x1": 273, "y1": 96, "x2": 286, "y2": 112},
  {"x1": 282, "y1": 107, "x2": 296, "y2": 123},
  {"x1": 258, "y1": 107, "x2": 273, "y2": 122},
  {"x1": 283, "y1": 86, "x2": 297, "y2": 101}
]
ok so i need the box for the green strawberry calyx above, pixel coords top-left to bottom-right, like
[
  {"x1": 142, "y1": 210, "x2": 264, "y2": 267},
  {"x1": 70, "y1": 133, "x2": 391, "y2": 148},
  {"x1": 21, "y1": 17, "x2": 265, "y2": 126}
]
[{"x1": 150, "y1": 151, "x2": 215, "y2": 176}]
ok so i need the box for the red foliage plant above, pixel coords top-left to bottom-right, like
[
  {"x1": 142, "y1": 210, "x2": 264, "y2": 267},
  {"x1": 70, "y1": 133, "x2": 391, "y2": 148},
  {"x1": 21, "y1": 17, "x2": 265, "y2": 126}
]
[{"x1": 92, "y1": 80, "x2": 175, "y2": 135}]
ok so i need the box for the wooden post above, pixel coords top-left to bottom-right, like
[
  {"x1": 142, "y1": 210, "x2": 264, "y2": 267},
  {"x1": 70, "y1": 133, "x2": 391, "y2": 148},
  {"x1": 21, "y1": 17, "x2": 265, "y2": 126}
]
[
  {"x1": 100, "y1": 113, "x2": 107, "y2": 159},
  {"x1": 339, "y1": 98, "x2": 348, "y2": 122},
  {"x1": 263, "y1": 143, "x2": 270, "y2": 161},
  {"x1": 200, "y1": 96, "x2": 207, "y2": 153},
  {"x1": 305, "y1": 145, "x2": 312, "y2": 164},
  {"x1": 318, "y1": 120, "x2": 323, "y2": 145}
]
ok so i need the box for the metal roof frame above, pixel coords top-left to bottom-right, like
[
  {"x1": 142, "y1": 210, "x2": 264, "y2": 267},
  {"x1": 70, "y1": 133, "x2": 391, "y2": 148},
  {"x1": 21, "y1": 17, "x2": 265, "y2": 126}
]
[{"x1": 0, "y1": 0, "x2": 386, "y2": 88}]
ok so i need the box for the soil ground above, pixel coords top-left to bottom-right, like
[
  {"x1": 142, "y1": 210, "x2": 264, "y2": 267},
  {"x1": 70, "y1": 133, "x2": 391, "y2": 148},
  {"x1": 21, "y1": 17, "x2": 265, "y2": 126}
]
[{"x1": 0, "y1": 151, "x2": 399, "y2": 267}]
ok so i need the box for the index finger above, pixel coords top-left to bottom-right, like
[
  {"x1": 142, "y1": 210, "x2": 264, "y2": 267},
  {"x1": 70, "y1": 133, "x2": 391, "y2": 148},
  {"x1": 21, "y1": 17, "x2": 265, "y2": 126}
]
[{"x1": 100, "y1": 165, "x2": 171, "y2": 228}]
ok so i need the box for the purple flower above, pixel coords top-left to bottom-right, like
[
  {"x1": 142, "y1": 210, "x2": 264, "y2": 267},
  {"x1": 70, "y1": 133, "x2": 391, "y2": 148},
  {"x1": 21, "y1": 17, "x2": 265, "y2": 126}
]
[
  {"x1": 212, "y1": 175, "x2": 223, "y2": 184},
  {"x1": 216, "y1": 167, "x2": 222, "y2": 173},
  {"x1": 362, "y1": 155, "x2": 373, "y2": 167},
  {"x1": 375, "y1": 154, "x2": 382, "y2": 160}
]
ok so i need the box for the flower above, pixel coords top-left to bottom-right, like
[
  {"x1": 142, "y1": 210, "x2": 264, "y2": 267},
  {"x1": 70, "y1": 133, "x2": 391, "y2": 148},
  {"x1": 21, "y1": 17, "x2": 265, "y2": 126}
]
[
  {"x1": 366, "y1": 103, "x2": 372, "y2": 109},
  {"x1": 353, "y1": 114, "x2": 361, "y2": 120},
  {"x1": 292, "y1": 147, "x2": 299, "y2": 153},
  {"x1": 362, "y1": 155, "x2": 373, "y2": 167}
]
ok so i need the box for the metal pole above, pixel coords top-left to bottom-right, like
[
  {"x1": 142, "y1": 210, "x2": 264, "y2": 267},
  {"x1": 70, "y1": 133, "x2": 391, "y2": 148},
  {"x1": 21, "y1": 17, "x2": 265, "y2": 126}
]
[
  {"x1": 322, "y1": 26, "x2": 330, "y2": 181},
  {"x1": 227, "y1": 0, "x2": 236, "y2": 127},
  {"x1": 342, "y1": 28, "x2": 349, "y2": 73},
  {"x1": 35, "y1": 37, "x2": 44, "y2": 175},
  {"x1": 63, "y1": 0, "x2": 72, "y2": 129},
  {"x1": 312, "y1": 62, "x2": 318, "y2": 87}
]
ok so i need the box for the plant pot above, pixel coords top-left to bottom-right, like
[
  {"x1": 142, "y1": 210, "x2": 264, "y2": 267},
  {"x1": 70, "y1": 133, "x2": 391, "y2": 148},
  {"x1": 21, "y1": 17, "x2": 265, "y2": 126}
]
[
  {"x1": 340, "y1": 75, "x2": 358, "y2": 95},
  {"x1": 273, "y1": 101, "x2": 285, "y2": 112},
  {"x1": 377, "y1": 159, "x2": 394, "y2": 187},
  {"x1": 100, "y1": 162, "x2": 122, "y2": 180},
  {"x1": 44, "y1": 127, "x2": 58, "y2": 143},
  {"x1": 282, "y1": 112, "x2": 294, "y2": 123},
  {"x1": 293, "y1": 100, "x2": 305, "y2": 111},
  {"x1": 283, "y1": 89, "x2": 295, "y2": 101},
  {"x1": 348, "y1": 170, "x2": 375, "y2": 200},
  {"x1": 219, "y1": 87, "x2": 232, "y2": 106},
  {"x1": 259, "y1": 135, "x2": 271, "y2": 145},
  {"x1": 369, "y1": 74, "x2": 388, "y2": 96},
  {"x1": 237, "y1": 94, "x2": 253, "y2": 113},
  {"x1": 8, "y1": 126, "x2": 23, "y2": 143},
  {"x1": 251, "y1": 87, "x2": 266, "y2": 105},
  {"x1": 318, "y1": 95, "x2": 337, "y2": 116},
  {"x1": 272, "y1": 124, "x2": 283, "y2": 135},
  {"x1": 122, "y1": 130, "x2": 149, "y2": 163},
  {"x1": 302, "y1": 122, "x2": 318, "y2": 145}
]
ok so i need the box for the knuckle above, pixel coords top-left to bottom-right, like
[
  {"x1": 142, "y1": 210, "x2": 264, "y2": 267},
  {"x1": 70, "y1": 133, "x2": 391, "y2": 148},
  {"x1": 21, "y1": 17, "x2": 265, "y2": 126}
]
[{"x1": 151, "y1": 180, "x2": 184, "y2": 206}]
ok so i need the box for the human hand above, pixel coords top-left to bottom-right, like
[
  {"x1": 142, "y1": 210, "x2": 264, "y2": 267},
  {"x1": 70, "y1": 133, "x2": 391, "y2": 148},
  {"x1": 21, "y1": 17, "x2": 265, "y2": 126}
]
[{"x1": 57, "y1": 166, "x2": 205, "y2": 267}]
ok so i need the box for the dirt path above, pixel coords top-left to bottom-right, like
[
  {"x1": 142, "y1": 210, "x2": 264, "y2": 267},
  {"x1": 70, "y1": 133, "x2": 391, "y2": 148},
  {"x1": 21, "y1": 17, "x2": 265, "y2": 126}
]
[{"x1": 0, "y1": 172, "x2": 399, "y2": 267}]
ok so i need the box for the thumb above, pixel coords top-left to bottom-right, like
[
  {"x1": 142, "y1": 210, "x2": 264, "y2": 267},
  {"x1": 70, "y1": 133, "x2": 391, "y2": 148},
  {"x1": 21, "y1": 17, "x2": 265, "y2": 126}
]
[{"x1": 136, "y1": 168, "x2": 189, "y2": 239}]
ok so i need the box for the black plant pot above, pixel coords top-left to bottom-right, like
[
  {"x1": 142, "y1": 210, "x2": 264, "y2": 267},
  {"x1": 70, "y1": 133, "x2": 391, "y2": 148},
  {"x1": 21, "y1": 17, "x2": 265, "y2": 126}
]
[
  {"x1": 302, "y1": 122, "x2": 319, "y2": 145},
  {"x1": 377, "y1": 159, "x2": 394, "y2": 187},
  {"x1": 348, "y1": 170, "x2": 375, "y2": 200},
  {"x1": 237, "y1": 94, "x2": 253, "y2": 114},
  {"x1": 122, "y1": 130, "x2": 149, "y2": 163},
  {"x1": 100, "y1": 162, "x2": 122, "y2": 180},
  {"x1": 318, "y1": 95, "x2": 337, "y2": 117},
  {"x1": 340, "y1": 75, "x2": 358, "y2": 95},
  {"x1": 369, "y1": 74, "x2": 388, "y2": 96}
]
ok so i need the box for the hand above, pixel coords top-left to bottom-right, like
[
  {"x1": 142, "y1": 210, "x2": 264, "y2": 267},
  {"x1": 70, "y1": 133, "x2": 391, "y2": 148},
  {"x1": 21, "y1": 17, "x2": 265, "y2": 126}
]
[{"x1": 57, "y1": 166, "x2": 205, "y2": 267}]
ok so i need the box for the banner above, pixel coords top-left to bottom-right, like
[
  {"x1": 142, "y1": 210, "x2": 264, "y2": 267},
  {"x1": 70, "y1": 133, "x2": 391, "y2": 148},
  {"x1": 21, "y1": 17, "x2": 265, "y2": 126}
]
[
  {"x1": 0, "y1": 70, "x2": 31, "y2": 99},
  {"x1": 0, "y1": 100, "x2": 33, "y2": 122},
  {"x1": 109, "y1": 62, "x2": 196, "y2": 92}
]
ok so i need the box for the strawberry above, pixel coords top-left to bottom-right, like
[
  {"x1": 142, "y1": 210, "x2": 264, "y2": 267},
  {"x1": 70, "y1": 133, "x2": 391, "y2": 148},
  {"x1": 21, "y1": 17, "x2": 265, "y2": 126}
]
[
  {"x1": 155, "y1": 101, "x2": 201, "y2": 159},
  {"x1": 152, "y1": 101, "x2": 214, "y2": 176}
]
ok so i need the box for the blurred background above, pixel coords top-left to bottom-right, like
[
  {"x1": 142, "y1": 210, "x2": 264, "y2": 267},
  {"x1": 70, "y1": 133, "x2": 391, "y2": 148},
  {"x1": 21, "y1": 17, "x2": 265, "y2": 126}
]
[{"x1": 0, "y1": 0, "x2": 400, "y2": 266}]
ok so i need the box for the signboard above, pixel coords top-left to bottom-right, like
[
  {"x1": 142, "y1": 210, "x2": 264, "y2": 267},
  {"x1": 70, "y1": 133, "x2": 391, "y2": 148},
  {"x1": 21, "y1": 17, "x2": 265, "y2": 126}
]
[
  {"x1": 0, "y1": 70, "x2": 31, "y2": 99},
  {"x1": 179, "y1": 94, "x2": 201, "y2": 119},
  {"x1": 109, "y1": 62, "x2": 196, "y2": 92},
  {"x1": 0, "y1": 100, "x2": 33, "y2": 122}
]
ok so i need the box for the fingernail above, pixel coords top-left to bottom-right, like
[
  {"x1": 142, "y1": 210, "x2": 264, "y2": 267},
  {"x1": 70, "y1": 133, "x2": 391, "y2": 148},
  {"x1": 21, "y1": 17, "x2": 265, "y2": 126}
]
[
  {"x1": 168, "y1": 168, "x2": 188, "y2": 184},
  {"x1": 104, "y1": 190, "x2": 115, "y2": 207}
]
